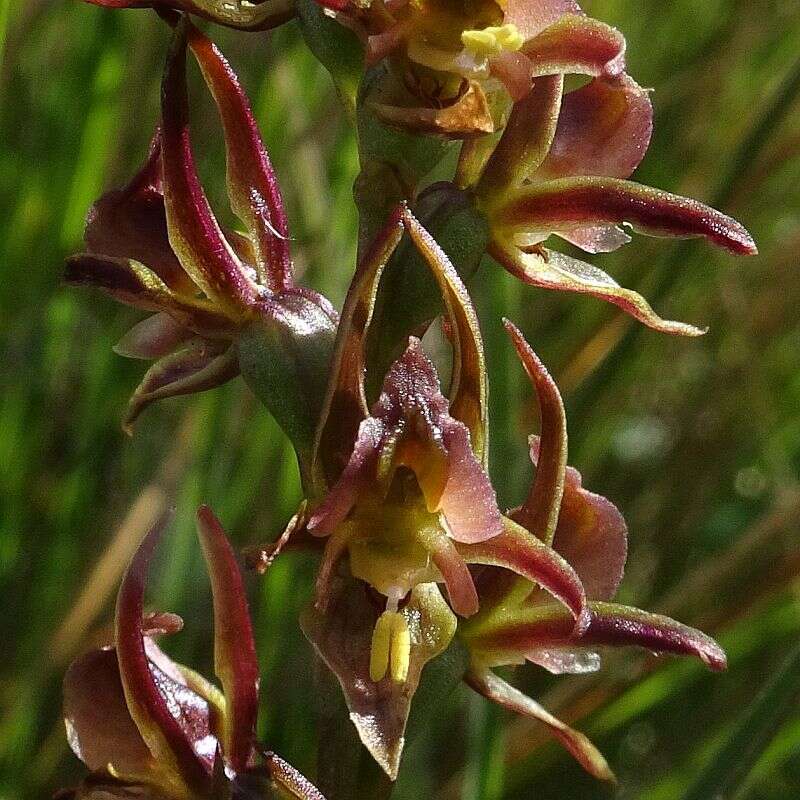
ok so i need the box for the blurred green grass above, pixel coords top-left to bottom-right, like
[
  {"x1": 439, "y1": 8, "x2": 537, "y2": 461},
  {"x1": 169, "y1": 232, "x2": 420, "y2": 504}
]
[{"x1": 1, "y1": 1, "x2": 800, "y2": 798}]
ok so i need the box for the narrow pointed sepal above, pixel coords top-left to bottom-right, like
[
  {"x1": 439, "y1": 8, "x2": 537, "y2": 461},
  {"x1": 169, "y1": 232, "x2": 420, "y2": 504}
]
[
  {"x1": 466, "y1": 668, "x2": 615, "y2": 781},
  {"x1": 586, "y1": 602, "x2": 727, "y2": 670},
  {"x1": 470, "y1": 601, "x2": 726, "y2": 672},
  {"x1": 161, "y1": 21, "x2": 261, "y2": 316},
  {"x1": 504, "y1": 320, "x2": 566, "y2": 545},
  {"x1": 196, "y1": 506, "x2": 260, "y2": 775},
  {"x1": 65, "y1": 254, "x2": 233, "y2": 336},
  {"x1": 124, "y1": 342, "x2": 239, "y2": 434},
  {"x1": 400, "y1": 207, "x2": 489, "y2": 459},
  {"x1": 490, "y1": 241, "x2": 707, "y2": 336},
  {"x1": 115, "y1": 512, "x2": 212, "y2": 796},
  {"x1": 187, "y1": 24, "x2": 292, "y2": 291},
  {"x1": 458, "y1": 517, "x2": 588, "y2": 632},
  {"x1": 498, "y1": 177, "x2": 758, "y2": 255}
]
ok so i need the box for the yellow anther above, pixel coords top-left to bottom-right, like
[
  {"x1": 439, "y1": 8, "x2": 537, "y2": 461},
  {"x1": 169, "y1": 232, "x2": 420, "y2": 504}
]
[
  {"x1": 369, "y1": 610, "x2": 411, "y2": 684},
  {"x1": 462, "y1": 24, "x2": 524, "y2": 58},
  {"x1": 369, "y1": 611, "x2": 394, "y2": 682},
  {"x1": 390, "y1": 613, "x2": 411, "y2": 683}
]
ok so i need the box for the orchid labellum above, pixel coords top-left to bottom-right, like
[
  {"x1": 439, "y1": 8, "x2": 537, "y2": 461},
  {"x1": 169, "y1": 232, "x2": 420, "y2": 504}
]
[{"x1": 62, "y1": 509, "x2": 324, "y2": 800}]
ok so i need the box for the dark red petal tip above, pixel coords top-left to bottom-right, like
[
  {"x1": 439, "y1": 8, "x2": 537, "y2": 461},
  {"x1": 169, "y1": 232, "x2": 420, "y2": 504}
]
[
  {"x1": 196, "y1": 505, "x2": 260, "y2": 774},
  {"x1": 115, "y1": 510, "x2": 211, "y2": 793}
]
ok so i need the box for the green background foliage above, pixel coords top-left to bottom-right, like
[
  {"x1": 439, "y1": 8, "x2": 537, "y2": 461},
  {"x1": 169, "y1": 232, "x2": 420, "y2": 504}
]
[{"x1": 1, "y1": 1, "x2": 800, "y2": 798}]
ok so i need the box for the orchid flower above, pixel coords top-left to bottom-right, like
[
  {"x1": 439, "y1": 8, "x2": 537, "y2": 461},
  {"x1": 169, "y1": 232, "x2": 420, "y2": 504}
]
[
  {"x1": 325, "y1": 0, "x2": 628, "y2": 137},
  {"x1": 288, "y1": 204, "x2": 591, "y2": 779},
  {"x1": 62, "y1": 508, "x2": 324, "y2": 799},
  {"x1": 65, "y1": 22, "x2": 336, "y2": 480},
  {"x1": 458, "y1": 320, "x2": 727, "y2": 780},
  {"x1": 83, "y1": 0, "x2": 295, "y2": 30},
  {"x1": 457, "y1": 70, "x2": 756, "y2": 333}
]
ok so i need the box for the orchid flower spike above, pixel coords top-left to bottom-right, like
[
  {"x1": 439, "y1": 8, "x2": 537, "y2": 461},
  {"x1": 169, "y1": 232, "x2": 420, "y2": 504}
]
[
  {"x1": 65, "y1": 21, "x2": 337, "y2": 482},
  {"x1": 459, "y1": 320, "x2": 727, "y2": 781},
  {"x1": 272, "y1": 204, "x2": 592, "y2": 780},
  {"x1": 62, "y1": 508, "x2": 325, "y2": 800}
]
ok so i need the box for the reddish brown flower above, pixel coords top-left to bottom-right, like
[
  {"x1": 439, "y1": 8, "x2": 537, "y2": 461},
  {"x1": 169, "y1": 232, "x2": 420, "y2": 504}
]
[
  {"x1": 459, "y1": 320, "x2": 726, "y2": 780},
  {"x1": 459, "y1": 71, "x2": 756, "y2": 333},
  {"x1": 66, "y1": 22, "x2": 336, "y2": 438},
  {"x1": 333, "y1": 0, "x2": 628, "y2": 137},
  {"x1": 62, "y1": 508, "x2": 324, "y2": 799},
  {"x1": 295, "y1": 204, "x2": 590, "y2": 778}
]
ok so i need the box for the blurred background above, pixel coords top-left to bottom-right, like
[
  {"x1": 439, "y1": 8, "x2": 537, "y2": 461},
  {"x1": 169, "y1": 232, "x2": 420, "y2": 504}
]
[{"x1": 2, "y1": 1, "x2": 800, "y2": 798}]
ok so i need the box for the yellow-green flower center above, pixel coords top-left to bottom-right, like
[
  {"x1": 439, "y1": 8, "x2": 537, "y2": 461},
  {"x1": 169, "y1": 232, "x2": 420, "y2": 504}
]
[{"x1": 462, "y1": 23, "x2": 523, "y2": 58}]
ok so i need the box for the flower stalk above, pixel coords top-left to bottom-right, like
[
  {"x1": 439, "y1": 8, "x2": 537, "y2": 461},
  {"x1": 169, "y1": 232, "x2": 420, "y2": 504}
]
[{"x1": 61, "y1": 1, "x2": 758, "y2": 796}]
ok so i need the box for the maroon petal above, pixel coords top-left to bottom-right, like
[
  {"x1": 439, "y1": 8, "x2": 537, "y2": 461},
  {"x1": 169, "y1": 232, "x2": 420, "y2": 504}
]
[
  {"x1": 196, "y1": 506, "x2": 259, "y2": 774},
  {"x1": 499, "y1": 177, "x2": 758, "y2": 255},
  {"x1": 84, "y1": 133, "x2": 193, "y2": 294},
  {"x1": 472, "y1": 601, "x2": 726, "y2": 672},
  {"x1": 115, "y1": 514, "x2": 211, "y2": 794},
  {"x1": 437, "y1": 420, "x2": 503, "y2": 544},
  {"x1": 546, "y1": 450, "x2": 627, "y2": 601},
  {"x1": 161, "y1": 22, "x2": 261, "y2": 317},
  {"x1": 490, "y1": 240, "x2": 707, "y2": 336},
  {"x1": 585, "y1": 602, "x2": 727, "y2": 670},
  {"x1": 538, "y1": 74, "x2": 653, "y2": 182},
  {"x1": 308, "y1": 417, "x2": 384, "y2": 536},
  {"x1": 124, "y1": 342, "x2": 239, "y2": 433},
  {"x1": 301, "y1": 578, "x2": 456, "y2": 780},
  {"x1": 416, "y1": 526, "x2": 479, "y2": 617},
  {"x1": 478, "y1": 75, "x2": 563, "y2": 201},
  {"x1": 466, "y1": 668, "x2": 614, "y2": 781},
  {"x1": 63, "y1": 649, "x2": 156, "y2": 782},
  {"x1": 187, "y1": 24, "x2": 292, "y2": 292},
  {"x1": 521, "y1": 14, "x2": 626, "y2": 79},
  {"x1": 505, "y1": 320, "x2": 566, "y2": 546},
  {"x1": 458, "y1": 517, "x2": 588, "y2": 631},
  {"x1": 504, "y1": 0, "x2": 582, "y2": 40},
  {"x1": 400, "y1": 208, "x2": 489, "y2": 457},
  {"x1": 65, "y1": 254, "x2": 234, "y2": 335},
  {"x1": 114, "y1": 313, "x2": 193, "y2": 361}
]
